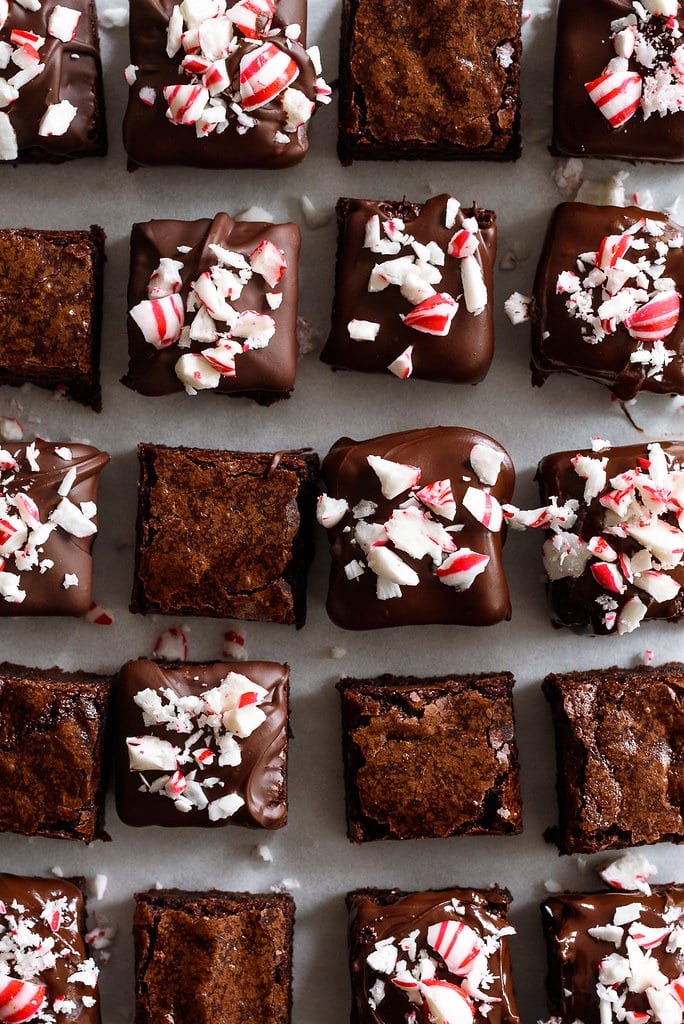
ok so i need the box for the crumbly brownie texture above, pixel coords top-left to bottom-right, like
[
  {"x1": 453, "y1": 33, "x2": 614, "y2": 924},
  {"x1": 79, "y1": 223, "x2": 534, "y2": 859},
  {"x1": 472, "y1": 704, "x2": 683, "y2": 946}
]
[
  {"x1": 319, "y1": 426, "x2": 515, "y2": 630},
  {"x1": 124, "y1": 214, "x2": 300, "y2": 403},
  {"x1": 338, "y1": 0, "x2": 523, "y2": 163},
  {"x1": 131, "y1": 444, "x2": 319, "y2": 625},
  {"x1": 543, "y1": 663, "x2": 684, "y2": 854},
  {"x1": 347, "y1": 887, "x2": 520, "y2": 1024},
  {"x1": 0, "y1": 227, "x2": 105, "y2": 409},
  {"x1": 116, "y1": 659, "x2": 289, "y2": 829},
  {"x1": 0, "y1": 873, "x2": 100, "y2": 1023},
  {"x1": 337, "y1": 673, "x2": 522, "y2": 842},
  {"x1": 0, "y1": 0, "x2": 107, "y2": 162},
  {"x1": 530, "y1": 440, "x2": 684, "y2": 634},
  {"x1": 134, "y1": 889, "x2": 294, "y2": 1024},
  {"x1": 320, "y1": 195, "x2": 497, "y2": 384},
  {"x1": 0, "y1": 440, "x2": 109, "y2": 615},
  {"x1": 0, "y1": 662, "x2": 111, "y2": 843},
  {"x1": 543, "y1": 884, "x2": 684, "y2": 1024},
  {"x1": 553, "y1": 0, "x2": 684, "y2": 163},
  {"x1": 123, "y1": 0, "x2": 329, "y2": 169},
  {"x1": 531, "y1": 203, "x2": 684, "y2": 400}
]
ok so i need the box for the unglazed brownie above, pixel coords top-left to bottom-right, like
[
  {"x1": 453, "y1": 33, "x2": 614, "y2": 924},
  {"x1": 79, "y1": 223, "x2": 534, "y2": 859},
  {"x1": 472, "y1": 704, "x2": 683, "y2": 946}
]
[
  {"x1": 0, "y1": 873, "x2": 100, "y2": 1022},
  {"x1": 338, "y1": 0, "x2": 523, "y2": 163},
  {"x1": 338, "y1": 673, "x2": 522, "y2": 842},
  {"x1": 321, "y1": 195, "x2": 497, "y2": 384},
  {"x1": 0, "y1": 440, "x2": 109, "y2": 615},
  {"x1": 0, "y1": 0, "x2": 106, "y2": 162},
  {"x1": 0, "y1": 662, "x2": 111, "y2": 842},
  {"x1": 0, "y1": 227, "x2": 105, "y2": 408},
  {"x1": 544, "y1": 664, "x2": 684, "y2": 854},
  {"x1": 131, "y1": 444, "x2": 319, "y2": 625},
  {"x1": 319, "y1": 427, "x2": 515, "y2": 630},
  {"x1": 543, "y1": 884, "x2": 684, "y2": 1024},
  {"x1": 134, "y1": 889, "x2": 294, "y2": 1024},
  {"x1": 532, "y1": 440, "x2": 684, "y2": 634},
  {"x1": 531, "y1": 203, "x2": 684, "y2": 400},
  {"x1": 124, "y1": 214, "x2": 299, "y2": 403},
  {"x1": 116, "y1": 659, "x2": 289, "y2": 829},
  {"x1": 123, "y1": 0, "x2": 329, "y2": 170},
  {"x1": 553, "y1": 0, "x2": 684, "y2": 162},
  {"x1": 347, "y1": 887, "x2": 520, "y2": 1024}
]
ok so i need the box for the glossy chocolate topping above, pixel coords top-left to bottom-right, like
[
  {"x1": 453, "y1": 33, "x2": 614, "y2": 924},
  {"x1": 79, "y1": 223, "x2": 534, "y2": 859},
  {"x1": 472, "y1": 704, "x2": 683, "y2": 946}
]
[
  {"x1": 0, "y1": 0, "x2": 106, "y2": 162},
  {"x1": 536, "y1": 441, "x2": 684, "y2": 633},
  {"x1": 553, "y1": 0, "x2": 684, "y2": 162},
  {"x1": 532, "y1": 203, "x2": 684, "y2": 400},
  {"x1": 124, "y1": 215, "x2": 300, "y2": 402},
  {"x1": 348, "y1": 887, "x2": 520, "y2": 1024},
  {"x1": 115, "y1": 659, "x2": 289, "y2": 829},
  {"x1": 123, "y1": 0, "x2": 318, "y2": 169},
  {"x1": 322, "y1": 426, "x2": 515, "y2": 630},
  {"x1": 543, "y1": 886, "x2": 684, "y2": 1024},
  {"x1": 0, "y1": 873, "x2": 99, "y2": 1024},
  {"x1": 321, "y1": 195, "x2": 497, "y2": 384}
]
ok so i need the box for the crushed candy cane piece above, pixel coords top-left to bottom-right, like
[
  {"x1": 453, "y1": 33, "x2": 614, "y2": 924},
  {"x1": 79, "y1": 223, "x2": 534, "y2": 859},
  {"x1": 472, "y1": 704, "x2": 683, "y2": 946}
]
[
  {"x1": 85, "y1": 602, "x2": 113, "y2": 625},
  {"x1": 152, "y1": 625, "x2": 188, "y2": 661},
  {"x1": 387, "y1": 346, "x2": 414, "y2": 379},
  {"x1": 599, "y1": 852, "x2": 658, "y2": 895},
  {"x1": 38, "y1": 99, "x2": 77, "y2": 137},
  {"x1": 436, "y1": 549, "x2": 490, "y2": 590},
  {"x1": 367, "y1": 455, "x2": 421, "y2": 500},
  {"x1": 223, "y1": 627, "x2": 247, "y2": 660}
]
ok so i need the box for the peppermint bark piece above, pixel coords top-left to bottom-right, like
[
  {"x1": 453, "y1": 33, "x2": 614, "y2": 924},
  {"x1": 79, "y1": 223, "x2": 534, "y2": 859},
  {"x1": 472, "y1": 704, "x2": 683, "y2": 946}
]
[
  {"x1": 321, "y1": 195, "x2": 497, "y2": 384},
  {"x1": 116, "y1": 659, "x2": 288, "y2": 828},
  {"x1": 124, "y1": 214, "x2": 299, "y2": 403},
  {"x1": 347, "y1": 887, "x2": 520, "y2": 1024},
  {"x1": 531, "y1": 203, "x2": 684, "y2": 400},
  {"x1": 319, "y1": 426, "x2": 515, "y2": 630}
]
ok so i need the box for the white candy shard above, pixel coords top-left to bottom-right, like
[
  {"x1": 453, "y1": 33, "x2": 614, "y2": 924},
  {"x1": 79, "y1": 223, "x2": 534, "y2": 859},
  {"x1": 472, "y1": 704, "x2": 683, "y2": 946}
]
[
  {"x1": 599, "y1": 852, "x2": 658, "y2": 895},
  {"x1": 127, "y1": 736, "x2": 180, "y2": 771},
  {"x1": 348, "y1": 319, "x2": 380, "y2": 341},
  {"x1": 207, "y1": 793, "x2": 245, "y2": 820},
  {"x1": 38, "y1": 99, "x2": 78, "y2": 136},
  {"x1": 0, "y1": 113, "x2": 17, "y2": 160},
  {"x1": 461, "y1": 255, "x2": 488, "y2": 314},
  {"x1": 48, "y1": 4, "x2": 81, "y2": 40},
  {"x1": 470, "y1": 444, "x2": 505, "y2": 487},
  {"x1": 316, "y1": 494, "x2": 349, "y2": 528},
  {"x1": 367, "y1": 455, "x2": 421, "y2": 499},
  {"x1": 174, "y1": 353, "x2": 221, "y2": 393},
  {"x1": 50, "y1": 498, "x2": 97, "y2": 538}
]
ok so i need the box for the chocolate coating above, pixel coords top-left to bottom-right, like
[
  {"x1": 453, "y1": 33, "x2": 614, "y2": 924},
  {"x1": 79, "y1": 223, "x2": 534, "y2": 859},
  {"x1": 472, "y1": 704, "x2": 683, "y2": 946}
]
[
  {"x1": 543, "y1": 886, "x2": 684, "y2": 1024},
  {"x1": 347, "y1": 887, "x2": 520, "y2": 1024},
  {"x1": 553, "y1": 0, "x2": 684, "y2": 162},
  {"x1": 338, "y1": 0, "x2": 522, "y2": 163},
  {"x1": 321, "y1": 427, "x2": 515, "y2": 630},
  {"x1": 0, "y1": 0, "x2": 106, "y2": 162},
  {"x1": 531, "y1": 203, "x2": 684, "y2": 400},
  {"x1": 115, "y1": 659, "x2": 289, "y2": 829},
  {"x1": 124, "y1": 215, "x2": 300, "y2": 403},
  {"x1": 123, "y1": 0, "x2": 317, "y2": 169},
  {"x1": 321, "y1": 196, "x2": 497, "y2": 384},
  {"x1": 536, "y1": 441, "x2": 684, "y2": 633},
  {"x1": 338, "y1": 672, "x2": 522, "y2": 842}
]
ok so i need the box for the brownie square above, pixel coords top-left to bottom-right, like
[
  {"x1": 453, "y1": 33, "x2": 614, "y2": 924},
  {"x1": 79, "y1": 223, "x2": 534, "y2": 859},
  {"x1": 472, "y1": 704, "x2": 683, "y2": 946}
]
[
  {"x1": 134, "y1": 889, "x2": 294, "y2": 1024},
  {"x1": 131, "y1": 444, "x2": 319, "y2": 625},
  {"x1": 543, "y1": 885, "x2": 684, "y2": 1024},
  {"x1": 0, "y1": 0, "x2": 106, "y2": 162},
  {"x1": 338, "y1": 672, "x2": 522, "y2": 842},
  {"x1": 338, "y1": 0, "x2": 522, "y2": 163},
  {"x1": 320, "y1": 196, "x2": 497, "y2": 384},
  {"x1": 0, "y1": 873, "x2": 101, "y2": 1022},
  {"x1": 0, "y1": 226, "x2": 105, "y2": 409},
  {"x1": 553, "y1": 0, "x2": 684, "y2": 163},
  {"x1": 0, "y1": 440, "x2": 109, "y2": 616},
  {"x1": 116, "y1": 659, "x2": 289, "y2": 829},
  {"x1": 544, "y1": 663, "x2": 684, "y2": 854},
  {"x1": 531, "y1": 203, "x2": 684, "y2": 401},
  {"x1": 124, "y1": 214, "x2": 300, "y2": 404},
  {"x1": 320, "y1": 426, "x2": 515, "y2": 630},
  {"x1": 123, "y1": 0, "x2": 325, "y2": 170},
  {"x1": 535, "y1": 440, "x2": 684, "y2": 634},
  {"x1": 0, "y1": 662, "x2": 111, "y2": 842},
  {"x1": 347, "y1": 887, "x2": 520, "y2": 1024}
]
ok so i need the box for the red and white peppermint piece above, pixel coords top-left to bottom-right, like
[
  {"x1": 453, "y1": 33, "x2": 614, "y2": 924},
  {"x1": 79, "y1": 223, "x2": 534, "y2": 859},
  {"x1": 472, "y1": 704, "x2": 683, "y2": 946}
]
[
  {"x1": 624, "y1": 291, "x2": 681, "y2": 342},
  {"x1": 316, "y1": 494, "x2": 349, "y2": 528},
  {"x1": 596, "y1": 232, "x2": 633, "y2": 271},
  {"x1": 585, "y1": 70, "x2": 643, "y2": 128},
  {"x1": 416, "y1": 479, "x2": 456, "y2": 521},
  {"x1": 599, "y1": 852, "x2": 657, "y2": 894},
  {"x1": 147, "y1": 257, "x2": 184, "y2": 299},
  {"x1": 427, "y1": 920, "x2": 482, "y2": 976},
  {"x1": 634, "y1": 569, "x2": 681, "y2": 603},
  {"x1": 38, "y1": 100, "x2": 78, "y2": 137},
  {"x1": 400, "y1": 292, "x2": 458, "y2": 337},
  {"x1": 202, "y1": 57, "x2": 229, "y2": 95},
  {"x1": 198, "y1": 16, "x2": 232, "y2": 61},
  {"x1": 387, "y1": 346, "x2": 413, "y2": 379},
  {"x1": 127, "y1": 735, "x2": 179, "y2": 771},
  {"x1": 436, "y1": 549, "x2": 490, "y2": 590},
  {"x1": 239, "y1": 42, "x2": 299, "y2": 112},
  {"x1": 367, "y1": 546, "x2": 420, "y2": 587},
  {"x1": 616, "y1": 595, "x2": 648, "y2": 635},
  {"x1": 138, "y1": 86, "x2": 156, "y2": 106},
  {"x1": 175, "y1": 353, "x2": 221, "y2": 392},
  {"x1": 227, "y1": 0, "x2": 274, "y2": 38},
  {"x1": 587, "y1": 536, "x2": 618, "y2": 561},
  {"x1": 590, "y1": 561, "x2": 625, "y2": 594},
  {"x1": 249, "y1": 239, "x2": 286, "y2": 288},
  {"x1": 613, "y1": 26, "x2": 636, "y2": 60},
  {"x1": 165, "y1": 769, "x2": 187, "y2": 798},
  {"x1": 164, "y1": 83, "x2": 208, "y2": 124},
  {"x1": 366, "y1": 454, "x2": 421, "y2": 499},
  {"x1": 448, "y1": 229, "x2": 479, "y2": 259},
  {"x1": 201, "y1": 342, "x2": 240, "y2": 377},
  {"x1": 0, "y1": 975, "x2": 46, "y2": 1023},
  {"x1": 13, "y1": 493, "x2": 40, "y2": 529},
  {"x1": 232, "y1": 310, "x2": 276, "y2": 349},
  {"x1": 282, "y1": 86, "x2": 314, "y2": 131},
  {"x1": 0, "y1": 0, "x2": 7, "y2": 30},
  {"x1": 130, "y1": 293, "x2": 184, "y2": 348},
  {"x1": 462, "y1": 487, "x2": 503, "y2": 532},
  {"x1": 628, "y1": 923, "x2": 670, "y2": 949},
  {"x1": 124, "y1": 63, "x2": 139, "y2": 85},
  {"x1": 47, "y1": 4, "x2": 81, "y2": 41},
  {"x1": 85, "y1": 601, "x2": 114, "y2": 626},
  {"x1": 419, "y1": 979, "x2": 474, "y2": 1024},
  {"x1": 9, "y1": 27, "x2": 42, "y2": 48},
  {"x1": 153, "y1": 625, "x2": 188, "y2": 661},
  {"x1": 222, "y1": 627, "x2": 247, "y2": 660}
]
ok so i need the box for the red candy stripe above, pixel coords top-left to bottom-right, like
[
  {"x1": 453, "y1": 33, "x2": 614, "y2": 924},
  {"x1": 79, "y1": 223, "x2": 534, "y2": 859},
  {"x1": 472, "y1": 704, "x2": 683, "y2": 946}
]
[
  {"x1": 400, "y1": 293, "x2": 458, "y2": 337},
  {"x1": 585, "y1": 70, "x2": 642, "y2": 128},
  {"x1": 239, "y1": 42, "x2": 299, "y2": 111},
  {"x1": 624, "y1": 291, "x2": 681, "y2": 342},
  {"x1": 0, "y1": 976, "x2": 46, "y2": 1024}
]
